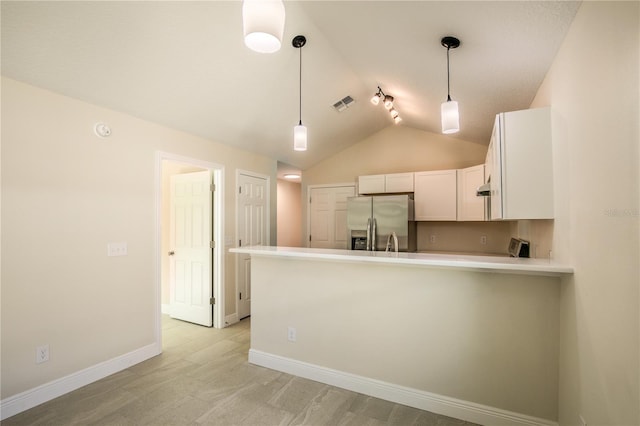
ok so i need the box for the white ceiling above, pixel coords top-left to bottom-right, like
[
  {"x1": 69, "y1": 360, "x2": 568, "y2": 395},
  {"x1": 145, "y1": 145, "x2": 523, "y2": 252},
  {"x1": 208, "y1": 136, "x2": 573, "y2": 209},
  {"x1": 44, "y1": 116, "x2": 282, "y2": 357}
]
[{"x1": 1, "y1": 1, "x2": 580, "y2": 172}]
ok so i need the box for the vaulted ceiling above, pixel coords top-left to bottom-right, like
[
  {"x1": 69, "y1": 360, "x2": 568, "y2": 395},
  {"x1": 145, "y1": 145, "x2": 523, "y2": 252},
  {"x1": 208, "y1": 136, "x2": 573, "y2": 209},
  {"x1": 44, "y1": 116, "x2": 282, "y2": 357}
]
[{"x1": 1, "y1": 1, "x2": 580, "y2": 172}]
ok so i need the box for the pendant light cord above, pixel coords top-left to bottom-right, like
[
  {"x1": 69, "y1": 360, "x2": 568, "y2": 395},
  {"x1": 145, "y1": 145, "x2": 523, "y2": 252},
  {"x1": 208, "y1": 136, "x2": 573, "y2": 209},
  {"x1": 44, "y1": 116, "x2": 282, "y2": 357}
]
[
  {"x1": 446, "y1": 46, "x2": 452, "y2": 102},
  {"x1": 298, "y1": 46, "x2": 303, "y2": 125}
]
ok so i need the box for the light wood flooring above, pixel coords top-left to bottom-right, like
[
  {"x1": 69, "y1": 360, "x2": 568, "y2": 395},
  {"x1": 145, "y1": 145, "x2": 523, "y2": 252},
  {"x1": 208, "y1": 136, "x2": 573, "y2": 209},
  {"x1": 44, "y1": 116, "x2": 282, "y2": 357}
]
[{"x1": 3, "y1": 315, "x2": 478, "y2": 425}]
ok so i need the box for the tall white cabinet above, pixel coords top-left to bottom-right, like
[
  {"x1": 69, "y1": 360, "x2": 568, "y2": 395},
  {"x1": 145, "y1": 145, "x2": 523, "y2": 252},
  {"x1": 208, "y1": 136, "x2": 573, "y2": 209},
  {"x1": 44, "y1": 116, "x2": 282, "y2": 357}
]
[{"x1": 488, "y1": 107, "x2": 553, "y2": 220}]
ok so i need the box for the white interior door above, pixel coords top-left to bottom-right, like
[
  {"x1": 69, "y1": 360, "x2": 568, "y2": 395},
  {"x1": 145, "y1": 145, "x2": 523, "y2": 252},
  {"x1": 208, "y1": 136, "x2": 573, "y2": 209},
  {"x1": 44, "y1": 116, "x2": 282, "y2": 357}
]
[
  {"x1": 237, "y1": 173, "x2": 268, "y2": 320},
  {"x1": 169, "y1": 170, "x2": 213, "y2": 327},
  {"x1": 309, "y1": 185, "x2": 355, "y2": 249}
]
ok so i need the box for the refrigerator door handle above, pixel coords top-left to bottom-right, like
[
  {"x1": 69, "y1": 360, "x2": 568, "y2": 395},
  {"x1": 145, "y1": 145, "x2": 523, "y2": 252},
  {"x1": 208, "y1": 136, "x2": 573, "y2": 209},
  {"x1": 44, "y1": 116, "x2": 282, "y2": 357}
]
[
  {"x1": 366, "y1": 218, "x2": 372, "y2": 251},
  {"x1": 372, "y1": 218, "x2": 377, "y2": 251}
]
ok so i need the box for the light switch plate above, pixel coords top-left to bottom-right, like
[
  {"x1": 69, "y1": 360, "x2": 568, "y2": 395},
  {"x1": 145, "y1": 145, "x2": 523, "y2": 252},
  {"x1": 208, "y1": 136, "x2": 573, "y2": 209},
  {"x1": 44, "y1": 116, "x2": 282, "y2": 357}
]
[{"x1": 107, "y1": 242, "x2": 128, "y2": 257}]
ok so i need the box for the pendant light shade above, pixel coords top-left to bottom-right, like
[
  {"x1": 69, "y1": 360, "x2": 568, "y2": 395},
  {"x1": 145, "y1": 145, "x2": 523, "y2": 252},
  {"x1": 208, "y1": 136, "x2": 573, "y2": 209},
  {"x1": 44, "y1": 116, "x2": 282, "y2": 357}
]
[
  {"x1": 294, "y1": 122, "x2": 307, "y2": 151},
  {"x1": 441, "y1": 98, "x2": 459, "y2": 134},
  {"x1": 242, "y1": 0, "x2": 285, "y2": 54},
  {"x1": 293, "y1": 35, "x2": 307, "y2": 151},
  {"x1": 441, "y1": 36, "x2": 461, "y2": 134}
]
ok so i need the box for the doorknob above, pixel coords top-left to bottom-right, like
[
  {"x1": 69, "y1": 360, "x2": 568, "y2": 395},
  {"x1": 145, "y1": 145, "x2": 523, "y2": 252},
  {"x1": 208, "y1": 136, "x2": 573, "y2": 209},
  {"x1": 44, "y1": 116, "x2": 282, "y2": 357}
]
[{"x1": 168, "y1": 251, "x2": 175, "y2": 256}]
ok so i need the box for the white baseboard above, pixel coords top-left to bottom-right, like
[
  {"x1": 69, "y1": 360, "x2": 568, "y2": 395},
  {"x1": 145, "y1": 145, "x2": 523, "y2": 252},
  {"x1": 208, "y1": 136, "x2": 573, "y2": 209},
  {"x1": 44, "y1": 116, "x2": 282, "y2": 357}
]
[
  {"x1": 224, "y1": 312, "x2": 239, "y2": 327},
  {"x1": 248, "y1": 349, "x2": 558, "y2": 426},
  {"x1": 0, "y1": 342, "x2": 161, "y2": 421}
]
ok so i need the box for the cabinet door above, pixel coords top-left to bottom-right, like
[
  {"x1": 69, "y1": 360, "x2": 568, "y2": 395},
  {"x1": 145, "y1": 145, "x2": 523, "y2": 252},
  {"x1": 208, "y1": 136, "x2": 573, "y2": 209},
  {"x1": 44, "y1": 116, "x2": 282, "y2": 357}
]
[
  {"x1": 457, "y1": 165, "x2": 485, "y2": 221},
  {"x1": 414, "y1": 170, "x2": 457, "y2": 221},
  {"x1": 385, "y1": 172, "x2": 414, "y2": 193},
  {"x1": 501, "y1": 107, "x2": 553, "y2": 219},
  {"x1": 358, "y1": 174, "x2": 385, "y2": 194}
]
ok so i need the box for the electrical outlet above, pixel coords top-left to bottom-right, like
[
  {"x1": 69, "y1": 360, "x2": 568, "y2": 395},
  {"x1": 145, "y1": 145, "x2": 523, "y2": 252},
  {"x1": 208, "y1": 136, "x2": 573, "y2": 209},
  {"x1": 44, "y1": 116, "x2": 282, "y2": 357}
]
[
  {"x1": 429, "y1": 235, "x2": 436, "y2": 244},
  {"x1": 287, "y1": 326, "x2": 297, "y2": 342},
  {"x1": 107, "y1": 242, "x2": 128, "y2": 257},
  {"x1": 36, "y1": 344, "x2": 49, "y2": 364},
  {"x1": 480, "y1": 235, "x2": 487, "y2": 245}
]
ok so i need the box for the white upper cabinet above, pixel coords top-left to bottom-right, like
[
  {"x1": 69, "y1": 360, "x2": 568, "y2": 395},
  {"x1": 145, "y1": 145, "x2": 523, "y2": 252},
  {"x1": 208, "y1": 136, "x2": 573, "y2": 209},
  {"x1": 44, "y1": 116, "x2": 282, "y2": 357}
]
[
  {"x1": 358, "y1": 172, "x2": 414, "y2": 194},
  {"x1": 358, "y1": 174, "x2": 385, "y2": 194},
  {"x1": 384, "y1": 172, "x2": 414, "y2": 193},
  {"x1": 414, "y1": 170, "x2": 457, "y2": 221},
  {"x1": 489, "y1": 107, "x2": 553, "y2": 220},
  {"x1": 457, "y1": 164, "x2": 485, "y2": 221}
]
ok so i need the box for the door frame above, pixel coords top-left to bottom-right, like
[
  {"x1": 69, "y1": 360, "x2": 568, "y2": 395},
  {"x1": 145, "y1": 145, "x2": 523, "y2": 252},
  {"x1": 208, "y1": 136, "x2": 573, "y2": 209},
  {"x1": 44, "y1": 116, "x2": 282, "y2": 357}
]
[
  {"x1": 234, "y1": 169, "x2": 270, "y2": 324},
  {"x1": 155, "y1": 151, "x2": 225, "y2": 339},
  {"x1": 306, "y1": 183, "x2": 356, "y2": 248}
]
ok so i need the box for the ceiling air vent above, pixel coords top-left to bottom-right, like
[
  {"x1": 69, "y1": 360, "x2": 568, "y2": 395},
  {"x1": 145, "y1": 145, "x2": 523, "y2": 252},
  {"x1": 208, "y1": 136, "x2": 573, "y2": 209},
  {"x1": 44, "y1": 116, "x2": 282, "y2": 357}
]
[{"x1": 332, "y1": 96, "x2": 355, "y2": 112}]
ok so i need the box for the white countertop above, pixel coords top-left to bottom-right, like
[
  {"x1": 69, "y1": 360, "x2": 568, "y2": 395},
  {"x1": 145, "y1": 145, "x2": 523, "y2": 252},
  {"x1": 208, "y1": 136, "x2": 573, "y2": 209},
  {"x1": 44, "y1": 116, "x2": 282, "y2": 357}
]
[{"x1": 230, "y1": 246, "x2": 574, "y2": 277}]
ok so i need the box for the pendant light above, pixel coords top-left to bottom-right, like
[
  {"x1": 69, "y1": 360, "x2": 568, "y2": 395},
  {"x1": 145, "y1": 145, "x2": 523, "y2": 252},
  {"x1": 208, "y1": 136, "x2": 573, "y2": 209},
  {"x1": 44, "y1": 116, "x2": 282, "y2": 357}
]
[
  {"x1": 293, "y1": 35, "x2": 307, "y2": 151},
  {"x1": 242, "y1": 0, "x2": 285, "y2": 54},
  {"x1": 441, "y1": 36, "x2": 460, "y2": 134}
]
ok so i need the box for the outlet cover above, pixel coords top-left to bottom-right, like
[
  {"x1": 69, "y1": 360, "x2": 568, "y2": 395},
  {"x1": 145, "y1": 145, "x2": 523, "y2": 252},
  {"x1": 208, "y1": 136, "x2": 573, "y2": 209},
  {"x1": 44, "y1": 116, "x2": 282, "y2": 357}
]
[
  {"x1": 287, "y1": 326, "x2": 297, "y2": 342},
  {"x1": 36, "y1": 344, "x2": 49, "y2": 364}
]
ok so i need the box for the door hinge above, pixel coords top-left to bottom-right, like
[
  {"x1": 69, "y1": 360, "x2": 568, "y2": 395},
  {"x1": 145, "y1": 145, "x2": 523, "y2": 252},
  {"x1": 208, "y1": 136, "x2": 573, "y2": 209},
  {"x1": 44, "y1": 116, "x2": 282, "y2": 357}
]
[
  {"x1": 210, "y1": 297, "x2": 215, "y2": 305},
  {"x1": 210, "y1": 241, "x2": 215, "y2": 249},
  {"x1": 210, "y1": 183, "x2": 215, "y2": 192}
]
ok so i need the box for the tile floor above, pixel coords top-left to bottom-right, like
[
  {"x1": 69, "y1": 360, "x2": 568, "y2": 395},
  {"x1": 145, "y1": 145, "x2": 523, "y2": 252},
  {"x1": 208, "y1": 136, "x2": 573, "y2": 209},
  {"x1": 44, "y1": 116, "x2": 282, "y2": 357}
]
[{"x1": 3, "y1": 316, "x2": 478, "y2": 425}]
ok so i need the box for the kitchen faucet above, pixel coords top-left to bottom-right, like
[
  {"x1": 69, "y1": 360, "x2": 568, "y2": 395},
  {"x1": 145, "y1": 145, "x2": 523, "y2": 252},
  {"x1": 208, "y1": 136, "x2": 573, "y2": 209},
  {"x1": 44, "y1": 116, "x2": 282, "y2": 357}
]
[{"x1": 385, "y1": 232, "x2": 399, "y2": 253}]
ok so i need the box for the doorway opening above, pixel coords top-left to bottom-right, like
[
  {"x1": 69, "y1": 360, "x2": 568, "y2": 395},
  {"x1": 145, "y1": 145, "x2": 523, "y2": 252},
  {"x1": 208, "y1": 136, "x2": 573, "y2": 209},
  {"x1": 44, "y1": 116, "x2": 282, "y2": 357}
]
[{"x1": 155, "y1": 152, "x2": 225, "y2": 347}]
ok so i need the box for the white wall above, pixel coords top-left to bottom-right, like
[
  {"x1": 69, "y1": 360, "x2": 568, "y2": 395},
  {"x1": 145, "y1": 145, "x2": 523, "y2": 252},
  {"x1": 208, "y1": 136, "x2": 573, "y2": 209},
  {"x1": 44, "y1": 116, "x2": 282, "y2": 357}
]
[
  {"x1": 303, "y1": 125, "x2": 487, "y2": 186},
  {"x1": 530, "y1": 2, "x2": 639, "y2": 424},
  {"x1": 0, "y1": 77, "x2": 277, "y2": 400}
]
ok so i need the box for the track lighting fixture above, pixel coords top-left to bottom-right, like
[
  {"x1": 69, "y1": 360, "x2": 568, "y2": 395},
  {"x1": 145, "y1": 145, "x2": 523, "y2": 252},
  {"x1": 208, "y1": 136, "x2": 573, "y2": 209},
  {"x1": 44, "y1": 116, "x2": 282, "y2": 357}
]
[
  {"x1": 370, "y1": 86, "x2": 402, "y2": 124},
  {"x1": 242, "y1": 0, "x2": 285, "y2": 53},
  {"x1": 293, "y1": 35, "x2": 307, "y2": 151},
  {"x1": 441, "y1": 36, "x2": 460, "y2": 134}
]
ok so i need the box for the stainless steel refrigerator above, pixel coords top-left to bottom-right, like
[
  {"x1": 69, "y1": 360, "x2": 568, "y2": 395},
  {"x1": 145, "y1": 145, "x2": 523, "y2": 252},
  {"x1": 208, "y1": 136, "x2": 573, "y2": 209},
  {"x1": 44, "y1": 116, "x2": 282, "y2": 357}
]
[{"x1": 346, "y1": 194, "x2": 417, "y2": 252}]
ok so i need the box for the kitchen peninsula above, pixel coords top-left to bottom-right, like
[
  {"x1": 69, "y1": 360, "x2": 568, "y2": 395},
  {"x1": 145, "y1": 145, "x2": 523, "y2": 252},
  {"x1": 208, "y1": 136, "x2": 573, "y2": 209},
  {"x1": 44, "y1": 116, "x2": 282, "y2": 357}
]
[{"x1": 231, "y1": 246, "x2": 572, "y2": 425}]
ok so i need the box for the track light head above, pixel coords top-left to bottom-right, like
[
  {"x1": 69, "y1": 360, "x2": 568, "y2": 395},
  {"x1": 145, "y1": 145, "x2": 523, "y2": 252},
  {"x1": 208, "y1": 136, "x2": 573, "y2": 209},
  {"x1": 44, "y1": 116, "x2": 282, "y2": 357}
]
[{"x1": 383, "y1": 95, "x2": 394, "y2": 110}]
